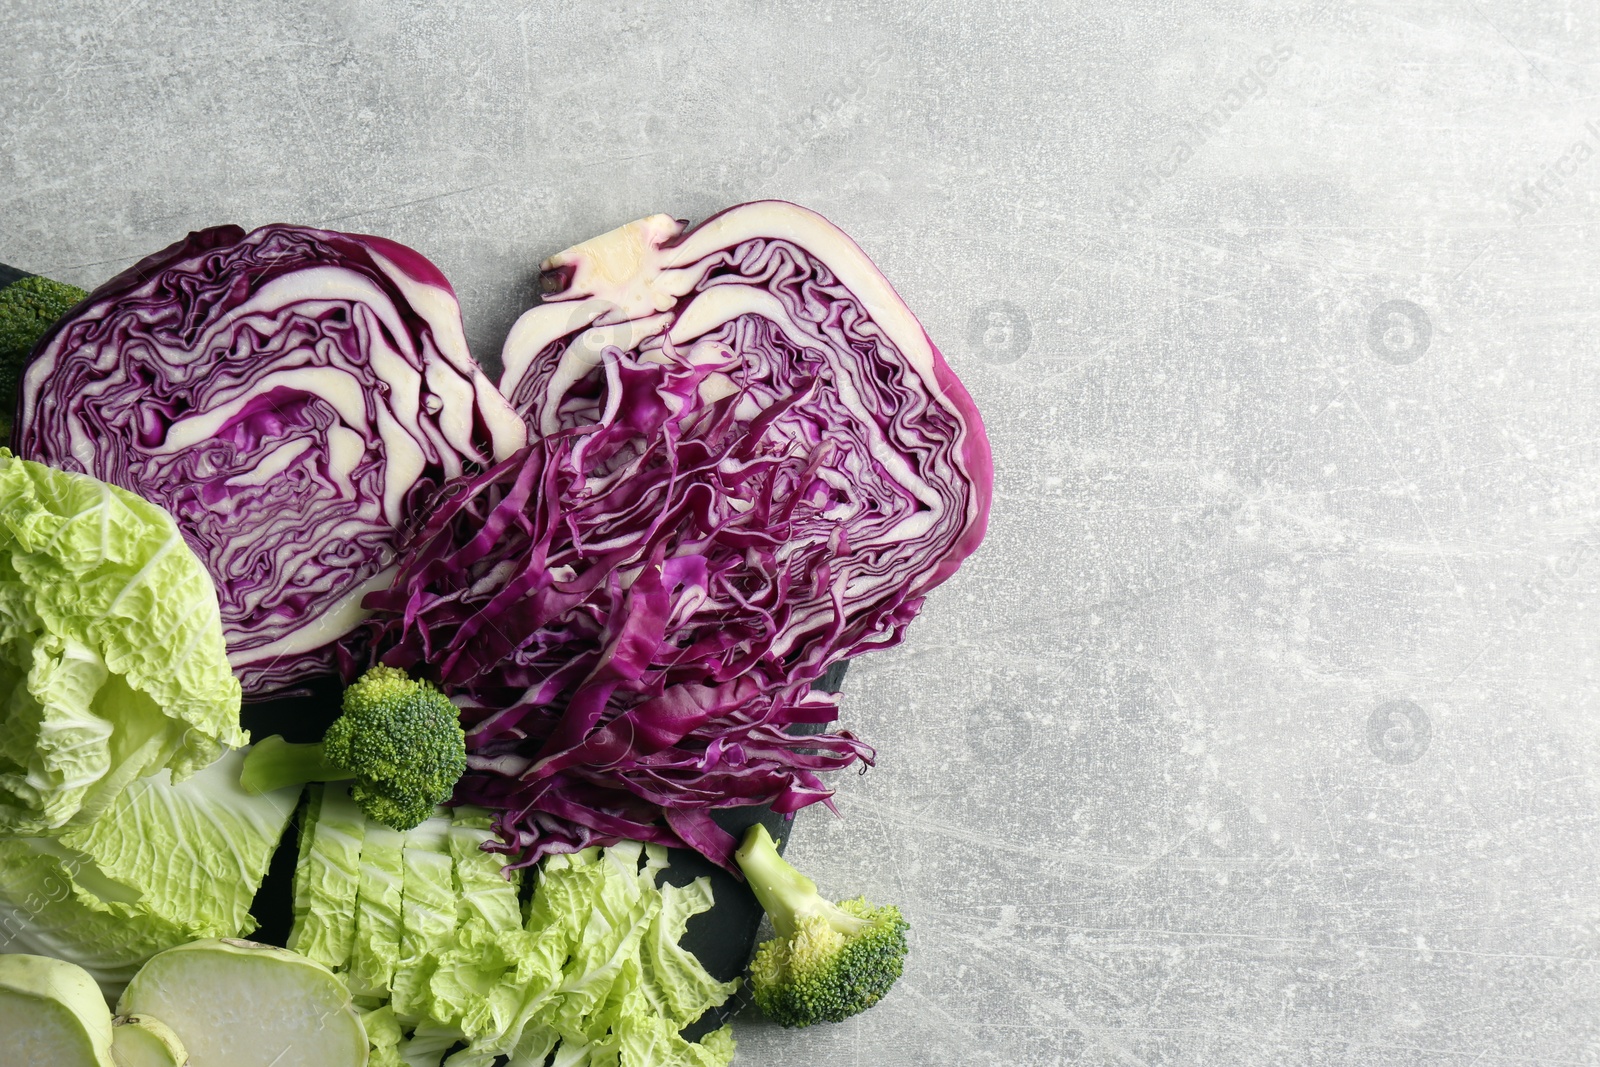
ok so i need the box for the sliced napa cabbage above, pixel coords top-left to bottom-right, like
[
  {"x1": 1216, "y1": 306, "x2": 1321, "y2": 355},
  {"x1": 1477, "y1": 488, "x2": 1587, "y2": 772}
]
[
  {"x1": 398, "y1": 1022, "x2": 459, "y2": 1067},
  {"x1": 346, "y1": 822, "x2": 406, "y2": 999},
  {"x1": 286, "y1": 784, "x2": 364, "y2": 972},
  {"x1": 640, "y1": 874, "x2": 741, "y2": 1030},
  {"x1": 391, "y1": 812, "x2": 458, "y2": 1021},
  {"x1": 615, "y1": 1015, "x2": 738, "y2": 1067},
  {"x1": 282, "y1": 802, "x2": 736, "y2": 1067},
  {"x1": 415, "y1": 812, "x2": 527, "y2": 1040},
  {"x1": 0, "y1": 748, "x2": 299, "y2": 994},
  {"x1": 447, "y1": 811, "x2": 521, "y2": 933},
  {"x1": 0, "y1": 451, "x2": 244, "y2": 835},
  {"x1": 548, "y1": 844, "x2": 661, "y2": 1041},
  {"x1": 359, "y1": 1004, "x2": 406, "y2": 1067},
  {"x1": 0, "y1": 837, "x2": 186, "y2": 994},
  {"x1": 426, "y1": 845, "x2": 738, "y2": 1067}
]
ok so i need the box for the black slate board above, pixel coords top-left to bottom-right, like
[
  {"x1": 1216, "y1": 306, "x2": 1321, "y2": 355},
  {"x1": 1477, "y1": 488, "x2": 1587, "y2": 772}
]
[
  {"x1": 242, "y1": 659, "x2": 850, "y2": 1040},
  {"x1": 0, "y1": 263, "x2": 31, "y2": 290}
]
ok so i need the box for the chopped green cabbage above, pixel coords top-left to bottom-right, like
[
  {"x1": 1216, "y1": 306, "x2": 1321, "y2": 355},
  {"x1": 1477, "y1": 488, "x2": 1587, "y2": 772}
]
[
  {"x1": 288, "y1": 807, "x2": 737, "y2": 1066},
  {"x1": 0, "y1": 834, "x2": 191, "y2": 993},
  {"x1": 346, "y1": 822, "x2": 406, "y2": 999},
  {"x1": 392, "y1": 814, "x2": 459, "y2": 1021},
  {"x1": 424, "y1": 843, "x2": 737, "y2": 1067},
  {"x1": 287, "y1": 784, "x2": 365, "y2": 971},
  {"x1": 447, "y1": 812, "x2": 520, "y2": 933},
  {"x1": 0, "y1": 450, "x2": 244, "y2": 834}
]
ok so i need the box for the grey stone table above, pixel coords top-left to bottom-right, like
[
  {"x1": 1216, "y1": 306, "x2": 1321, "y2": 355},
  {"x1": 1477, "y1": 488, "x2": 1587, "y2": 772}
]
[{"x1": 5, "y1": 1, "x2": 1598, "y2": 1063}]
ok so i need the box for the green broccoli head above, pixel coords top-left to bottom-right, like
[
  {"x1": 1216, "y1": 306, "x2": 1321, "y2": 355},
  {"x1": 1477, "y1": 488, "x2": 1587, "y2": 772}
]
[
  {"x1": 239, "y1": 665, "x2": 467, "y2": 831},
  {"x1": 0, "y1": 275, "x2": 87, "y2": 435},
  {"x1": 324, "y1": 665, "x2": 467, "y2": 830},
  {"x1": 734, "y1": 823, "x2": 909, "y2": 1028}
]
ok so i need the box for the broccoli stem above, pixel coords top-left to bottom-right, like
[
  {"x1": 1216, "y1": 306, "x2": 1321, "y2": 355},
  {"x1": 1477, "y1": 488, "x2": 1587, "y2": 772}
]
[
  {"x1": 733, "y1": 824, "x2": 869, "y2": 941},
  {"x1": 239, "y1": 735, "x2": 354, "y2": 796}
]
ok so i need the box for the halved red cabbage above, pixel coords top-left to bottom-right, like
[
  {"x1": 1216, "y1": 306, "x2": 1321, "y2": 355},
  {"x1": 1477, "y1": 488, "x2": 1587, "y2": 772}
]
[
  {"x1": 362, "y1": 201, "x2": 991, "y2": 868},
  {"x1": 15, "y1": 224, "x2": 527, "y2": 697}
]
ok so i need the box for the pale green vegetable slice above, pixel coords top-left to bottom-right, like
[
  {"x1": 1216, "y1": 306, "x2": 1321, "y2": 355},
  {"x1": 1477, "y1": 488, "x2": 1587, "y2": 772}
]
[
  {"x1": 0, "y1": 952, "x2": 115, "y2": 1066},
  {"x1": 278, "y1": 831, "x2": 735, "y2": 1067},
  {"x1": 391, "y1": 813, "x2": 457, "y2": 1021},
  {"x1": 286, "y1": 783, "x2": 364, "y2": 971},
  {"x1": 640, "y1": 871, "x2": 741, "y2": 1030},
  {"x1": 447, "y1": 810, "x2": 520, "y2": 933},
  {"x1": 117, "y1": 939, "x2": 366, "y2": 1067},
  {"x1": 397, "y1": 1021, "x2": 457, "y2": 1067},
  {"x1": 111, "y1": 1013, "x2": 188, "y2": 1067},
  {"x1": 434, "y1": 845, "x2": 735, "y2": 1067},
  {"x1": 409, "y1": 811, "x2": 528, "y2": 1042},
  {"x1": 359, "y1": 1004, "x2": 405, "y2": 1067},
  {"x1": 347, "y1": 822, "x2": 406, "y2": 999},
  {"x1": 551, "y1": 877, "x2": 658, "y2": 1041},
  {"x1": 288, "y1": 788, "x2": 318, "y2": 932}
]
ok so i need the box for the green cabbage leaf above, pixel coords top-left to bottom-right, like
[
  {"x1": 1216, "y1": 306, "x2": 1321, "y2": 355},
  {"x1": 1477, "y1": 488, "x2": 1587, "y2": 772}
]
[
  {"x1": 288, "y1": 807, "x2": 738, "y2": 1067},
  {"x1": 0, "y1": 450, "x2": 244, "y2": 834},
  {"x1": 0, "y1": 748, "x2": 299, "y2": 994}
]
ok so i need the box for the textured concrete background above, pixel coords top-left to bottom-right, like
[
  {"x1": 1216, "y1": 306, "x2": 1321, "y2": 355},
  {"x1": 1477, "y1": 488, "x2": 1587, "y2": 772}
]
[{"x1": 5, "y1": 1, "x2": 1600, "y2": 1063}]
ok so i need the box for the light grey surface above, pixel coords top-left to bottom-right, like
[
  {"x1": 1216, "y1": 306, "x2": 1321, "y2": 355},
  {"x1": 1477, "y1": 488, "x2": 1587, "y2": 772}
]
[{"x1": 5, "y1": 1, "x2": 1600, "y2": 1063}]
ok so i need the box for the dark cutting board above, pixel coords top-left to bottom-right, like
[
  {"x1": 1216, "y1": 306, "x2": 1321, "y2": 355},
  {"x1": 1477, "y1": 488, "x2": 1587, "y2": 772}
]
[{"x1": 242, "y1": 659, "x2": 849, "y2": 1039}]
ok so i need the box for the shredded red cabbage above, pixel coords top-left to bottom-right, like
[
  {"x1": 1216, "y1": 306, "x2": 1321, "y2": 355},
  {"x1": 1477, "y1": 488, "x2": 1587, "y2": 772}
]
[{"x1": 357, "y1": 202, "x2": 992, "y2": 868}]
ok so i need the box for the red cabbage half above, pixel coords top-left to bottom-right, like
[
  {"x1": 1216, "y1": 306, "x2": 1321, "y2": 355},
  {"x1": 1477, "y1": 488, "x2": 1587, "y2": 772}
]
[
  {"x1": 364, "y1": 201, "x2": 992, "y2": 867},
  {"x1": 16, "y1": 224, "x2": 528, "y2": 696}
]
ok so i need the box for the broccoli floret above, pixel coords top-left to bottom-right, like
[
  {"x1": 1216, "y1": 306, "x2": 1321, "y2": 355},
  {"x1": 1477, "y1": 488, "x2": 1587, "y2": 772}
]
[
  {"x1": 733, "y1": 823, "x2": 909, "y2": 1028},
  {"x1": 0, "y1": 275, "x2": 86, "y2": 436},
  {"x1": 240, "y1": 665, "x2": 467, "y2": 831}
]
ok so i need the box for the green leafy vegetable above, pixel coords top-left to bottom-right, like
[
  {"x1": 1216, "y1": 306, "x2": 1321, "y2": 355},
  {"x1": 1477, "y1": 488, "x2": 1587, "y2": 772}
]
[
  {"x1": 392, "y1": 814, "x2": 459, "y2": 1022},
  {"x1": 0, "y1": 748, "x2": 300, "y2": 993},
  {"x1": 287, "y1": 804, "x2": 737, "y2": 1066},
  {"x1": 359, "y1": 1004, "x2": 406, "y2": 1067},
  {"x1": 447, "y1": 812, "x2": 521, "y2": 934},
  {"x1": 287, "y1": 784, "x2": 365, "y2": 972},
  {"x1": 346, "y1": 821, "x2": 406, "y2": 1000},
  {"x1": 0, "y1": 836, "x2": 190, "y2": 994},
  {"x1": 240, "y1": 665, "x2": 466, "y2": 832},
  {"x1": 57, "y1": 748, "x2": 298, "y2": 938},
  {"x1": 0, "y1": 450, "x2": 245, "y2": 835},
  {"x1": 734, "y1": 823, "x2": 909, "y2": 1027},
  {"x1": 434, "y1": 844, "x2": 741, "y2": 1066},
  {"x1": 411, "y1": 813, "x2": 527, "y2": 1048}
]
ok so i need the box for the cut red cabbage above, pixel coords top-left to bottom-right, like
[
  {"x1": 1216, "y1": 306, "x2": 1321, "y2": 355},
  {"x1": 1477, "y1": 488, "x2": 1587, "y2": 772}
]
[
  {"x1": 362, "y1": 201, "x2": 991, "y2": 868},
  {"x1": 15, "y1": 224, "x2": 527, "y2": 697}
]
